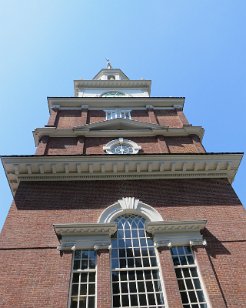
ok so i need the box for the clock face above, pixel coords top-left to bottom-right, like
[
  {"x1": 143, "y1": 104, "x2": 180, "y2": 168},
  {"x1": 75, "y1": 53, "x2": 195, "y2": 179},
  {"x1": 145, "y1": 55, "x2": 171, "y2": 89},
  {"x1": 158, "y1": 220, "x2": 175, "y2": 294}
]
[
  {"x1": 111, "y1": 143, "x2": 134, "y2": 154},
  {"x1": 103, "y1": 138, "x2": 141, "y2": 155},
  {"x1": 101, "y1": 91, "x2": 126, "y2": 97}
]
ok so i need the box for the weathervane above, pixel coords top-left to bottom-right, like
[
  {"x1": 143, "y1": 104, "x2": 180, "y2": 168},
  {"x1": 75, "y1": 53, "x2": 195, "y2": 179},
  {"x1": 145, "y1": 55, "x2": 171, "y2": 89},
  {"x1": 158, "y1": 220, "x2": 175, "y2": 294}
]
[{"x1": 106, "y1": 58, "x2": 112, "y2": 69}]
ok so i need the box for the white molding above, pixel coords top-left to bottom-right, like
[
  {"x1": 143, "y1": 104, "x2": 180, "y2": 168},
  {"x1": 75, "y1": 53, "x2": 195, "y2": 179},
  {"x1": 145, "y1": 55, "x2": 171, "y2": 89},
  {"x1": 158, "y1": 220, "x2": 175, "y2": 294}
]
[
  {"x1": 53, "y1": 223, "x2": 116, "y2": 251},
  {"x1": 146, "y1": 220, "x2": 207, "y2": 233},
  {"x1": 146, "y1": 220, "x2": 207, "y2": 248},
  {"x1": 1, "y1": 153, "x2": 243, "y2": 195},
  {"x1": 73, "y1": 79, "x2": 151, "y2": 96},
  {"x1": 98, "y1": 198, "x2": 164, "y2": 223},
  {"x1": 33, "y1": 125, "x2": 205, "y2": 146},
  {"x1": 54, "y1": 223, "x2": 117, "y2": 236},
  {"x1": 51, "y1": 106, "x2": 182, "y2": 111},
  {"x1": 47, "y1": 97, "x2": 185, "y2": 113}
]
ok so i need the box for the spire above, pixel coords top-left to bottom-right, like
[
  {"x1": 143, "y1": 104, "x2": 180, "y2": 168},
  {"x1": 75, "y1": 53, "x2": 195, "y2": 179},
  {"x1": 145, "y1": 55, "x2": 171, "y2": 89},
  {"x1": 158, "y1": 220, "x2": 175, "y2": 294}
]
[{"x1": 105, "y1": 58, "x2": 112, "y2": 69}]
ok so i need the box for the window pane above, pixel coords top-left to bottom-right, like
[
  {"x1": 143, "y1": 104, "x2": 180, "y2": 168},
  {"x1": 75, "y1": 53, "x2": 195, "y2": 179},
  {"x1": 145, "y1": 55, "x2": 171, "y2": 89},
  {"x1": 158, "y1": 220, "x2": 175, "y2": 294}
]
[
  {"x1": 88, "y1": 297, "x2": 95, "y2": 308},
  {"x1": 80, "y1": 284, "x2": 87, "y2": 295},
  {"x1": 72, "y1": 284, "x2": 79, "y2": 296},
  {"x1": 113, "y1": 296, "x2": 120, "y2": 307},
  {"x1": 130, "y1": 294, "x2": 138, "y2": 306},
  {"x1": 70, "y1": 299, "x2": 77, "y2": 308}
]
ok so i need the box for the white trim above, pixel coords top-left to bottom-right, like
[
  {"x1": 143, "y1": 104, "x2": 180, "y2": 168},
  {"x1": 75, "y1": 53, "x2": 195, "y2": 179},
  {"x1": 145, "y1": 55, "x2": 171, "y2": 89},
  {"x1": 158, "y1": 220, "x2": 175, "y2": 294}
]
[
  {"x1": 33, "y1": 125, "x2": 205, "y2": 145},
  {"x1": 98, "y1": 197, "x2": 163, "y2": 223},
  {"x1": 171, "y1": 246, "x2": 210, "y2": 307},
  {"x1": 73, "y1": 79, "x2": 151, "y2": 96},
  {"x1": 146, "y1": 220, "x2": 207, "y2": 247},
  {"x1": 51, "y1": 106, "x2": 182, "y2": 111},
  {"x1": 68, "y1": 250, "x2": 97, "y2": 308},
  {"x1": 53, "y1": 223, "x2": 117, "y2": 251},
  {"x1": 1, "y1": 153, "x2": 243, "y2": 195},
  {"x1": 48, "y1": 97, "x2": 185, "y2": 113}
]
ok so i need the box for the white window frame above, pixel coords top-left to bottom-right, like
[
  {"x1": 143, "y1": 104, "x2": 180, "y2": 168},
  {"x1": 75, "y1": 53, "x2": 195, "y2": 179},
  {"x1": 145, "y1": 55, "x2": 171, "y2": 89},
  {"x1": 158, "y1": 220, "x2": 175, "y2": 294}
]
[
  {"x1": 105, "y1": 109, "x2": 131, "y2": 120},
  {"x1": 171, "y1": 246, "x2": 209, "y2": 308},
  {"x1": 111, "y1": 214, "x2": 166, "y2": 308},
  {"x1": 69, "y1": 250, "x2": 97, "y2": 308}
]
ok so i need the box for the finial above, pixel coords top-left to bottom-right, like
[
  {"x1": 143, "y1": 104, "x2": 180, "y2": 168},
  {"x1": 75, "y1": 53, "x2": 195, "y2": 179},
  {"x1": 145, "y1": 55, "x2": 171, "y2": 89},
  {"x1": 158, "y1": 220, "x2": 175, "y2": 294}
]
[{"x1": 105, "y1": 58, "x2": 112, "y2": 69}]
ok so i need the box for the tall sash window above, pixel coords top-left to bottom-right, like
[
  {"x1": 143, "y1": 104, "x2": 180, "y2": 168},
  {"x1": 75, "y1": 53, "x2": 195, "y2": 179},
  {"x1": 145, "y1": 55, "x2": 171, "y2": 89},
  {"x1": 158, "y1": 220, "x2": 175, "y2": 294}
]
[{"x1": 111, "y1": 214, "x2": 165, "y2": 308}]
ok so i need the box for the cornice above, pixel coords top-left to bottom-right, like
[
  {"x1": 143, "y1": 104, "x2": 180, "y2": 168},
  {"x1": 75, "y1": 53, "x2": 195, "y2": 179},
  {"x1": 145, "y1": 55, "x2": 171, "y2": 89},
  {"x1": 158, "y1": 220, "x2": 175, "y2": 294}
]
[
  {"x1": 146, "y1": 220, "x2": 207, "y2": 234},
  {"x1": 1, "y1": 153, "x2": 243, "y2": 195},
  {"x1": 146, "y1": 220, "x2": 207, "y2": 248},
  {"x1": 73, "y1": 80, "x2": 151, "y2": 96},
  {"x1": 33, "y1": 125, "x2": 205, "y2": 146},
  {"x1": 47, "y1": 97, "x2": 185, "y2": 113},
  {"x1": 53, "y1": 222, "x2": 117, "y2": 251},
  {"x1": 54, "y1": 223, "x2": 117, "y2": 237}
]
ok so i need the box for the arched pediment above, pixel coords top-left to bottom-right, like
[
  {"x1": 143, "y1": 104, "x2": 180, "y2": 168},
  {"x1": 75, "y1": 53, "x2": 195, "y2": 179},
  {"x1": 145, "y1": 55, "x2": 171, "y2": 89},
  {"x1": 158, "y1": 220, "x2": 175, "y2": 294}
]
[
  {"x1": 98, "y1": 197, "x2": 163, "y2": 223},
  {"x1": 74, "y1": 118, "x2": 162, "y2": 131}
]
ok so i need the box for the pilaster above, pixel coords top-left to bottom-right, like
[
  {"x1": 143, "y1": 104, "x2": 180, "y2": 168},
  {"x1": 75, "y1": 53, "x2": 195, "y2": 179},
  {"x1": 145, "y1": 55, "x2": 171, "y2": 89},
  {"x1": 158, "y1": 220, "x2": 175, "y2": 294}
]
[
  {"x1": 81, "y1": 105, "x2": 88, "y2": 125},
  {"x1": 47, "y1": 107, "x2": 59, "y2": 126},
  {"x1": 158, "y1": 247, "x2": 183, "y2": 308},
  {"x1": 35, "y1": 136, "x2": 49, "y2": 155},
  {"x1": 146, "y1": 105, "x2": 158, "y2": 124},
  {"x1": 96, "y1": 249, "x2": 111, "y2": 308}
]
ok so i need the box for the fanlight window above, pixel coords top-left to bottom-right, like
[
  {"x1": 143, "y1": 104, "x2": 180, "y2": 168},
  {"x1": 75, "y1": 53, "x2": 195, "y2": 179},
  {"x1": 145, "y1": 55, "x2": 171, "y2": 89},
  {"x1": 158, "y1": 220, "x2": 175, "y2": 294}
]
[
  {"x1": 101, "y1": 91, "x2": 126, "y2": 97},
  {"x1": 111, "y1": 214, "x2": 165, "y2": 308}
]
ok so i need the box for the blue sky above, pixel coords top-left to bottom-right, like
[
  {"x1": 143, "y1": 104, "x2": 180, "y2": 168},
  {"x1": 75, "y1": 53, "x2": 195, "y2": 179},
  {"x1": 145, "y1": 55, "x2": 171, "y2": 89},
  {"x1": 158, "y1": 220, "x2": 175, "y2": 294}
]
[{"x1": 0, "y1": 1, "x2": 245, "y2": 229}]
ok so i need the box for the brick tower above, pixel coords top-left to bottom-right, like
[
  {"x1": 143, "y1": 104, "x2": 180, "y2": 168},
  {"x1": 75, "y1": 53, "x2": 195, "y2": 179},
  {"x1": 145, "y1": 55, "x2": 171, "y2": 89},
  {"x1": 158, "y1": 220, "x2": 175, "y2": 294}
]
[{"x1": 1, "y1": 64, "x2": 245, "y2": 308}]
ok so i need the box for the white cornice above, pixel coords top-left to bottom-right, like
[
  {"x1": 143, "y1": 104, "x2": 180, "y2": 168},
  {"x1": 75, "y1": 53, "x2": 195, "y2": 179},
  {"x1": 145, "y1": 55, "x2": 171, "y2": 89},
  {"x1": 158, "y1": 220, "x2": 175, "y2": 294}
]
[
  {"x1": 146, "y1": 220, "x2": 207, "y2": 234},
  {"x1": 33, "y1": 125, "x2": 205, "y2": 146},
  {"x1": 1, "y1": 153, "x2": 243, "y2": 195},
  {"x1": 53, "y1": 223, "x2": 117, "y2": 251},
  {"x1": 47, "y1": 97, "x2": 185, "y2": 113},
  {"x1": 54, "y1": 223, "x2": 117, "y2": 237},
  {"x1": 74, "y1": 80, "x2": 151, "y2": 96},
  {"x1": 146, "y1": 220, "x2": 207, "y2": 247}
]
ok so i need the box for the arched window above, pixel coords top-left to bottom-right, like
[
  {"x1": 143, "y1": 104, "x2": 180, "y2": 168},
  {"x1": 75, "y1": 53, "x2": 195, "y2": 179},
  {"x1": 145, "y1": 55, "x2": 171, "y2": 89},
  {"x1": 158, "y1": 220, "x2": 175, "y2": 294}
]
[{"x1": 111, "y1": 214, "x2": 165, "y2": 308}]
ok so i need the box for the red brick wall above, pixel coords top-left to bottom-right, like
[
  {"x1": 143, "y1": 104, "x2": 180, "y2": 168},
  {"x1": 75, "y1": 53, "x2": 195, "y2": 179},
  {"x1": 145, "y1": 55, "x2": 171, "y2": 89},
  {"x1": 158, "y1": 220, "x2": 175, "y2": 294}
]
[
  {"x1": 131, "y1": 109, "x2": 150, "y2": 123},
  {"x1": 36, "y1": 136, "x2": 204, "y2": 155},
  {"x1": 49, "y1": 109, "x2": 189, "y2": 129},
  {"x1": 0, "y1": 249, "x2": 71, "y2": 308},
  {"x1": 56, "y1": 110, "x2": 85, "y2": 128},
  {"x1": 1, "y1": 179, "x2": 245, "y2": 307},
  {"x1": 166, "y1": 136, "x2": 205, "y2": 153},
  {"x1": 156, "y1": 110, "x2": 184, "y2": 127},
  {"x1": 46, "y1": 137, "x2": 81, "y2": 155},
  {"x1": 88, "y1": 110, "x2": 105, "y2": 124}
]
